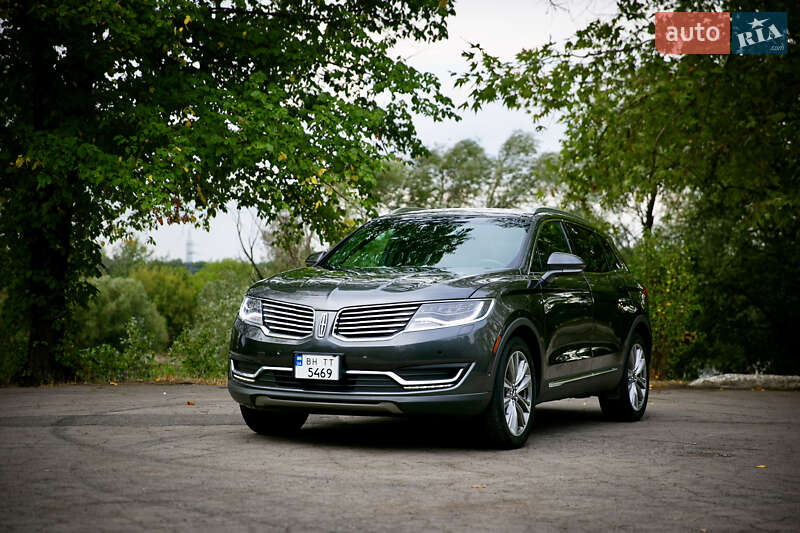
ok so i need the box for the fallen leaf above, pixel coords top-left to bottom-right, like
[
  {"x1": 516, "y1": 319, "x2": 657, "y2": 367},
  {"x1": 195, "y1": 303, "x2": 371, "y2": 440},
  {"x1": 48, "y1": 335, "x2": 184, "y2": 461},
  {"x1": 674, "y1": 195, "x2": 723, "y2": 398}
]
[
  {"x1": 109, "y1": 381, "x2": 118, "y2": 386},
  {"x1": 471, "y1": 484, "x2": 486, "y2": 489},
  {"x1": 187, "y1": 401, "x2": 195, "y2": 406},
  {"x1": 755, "y1": 465, "x2": 767, "y2": 469}
]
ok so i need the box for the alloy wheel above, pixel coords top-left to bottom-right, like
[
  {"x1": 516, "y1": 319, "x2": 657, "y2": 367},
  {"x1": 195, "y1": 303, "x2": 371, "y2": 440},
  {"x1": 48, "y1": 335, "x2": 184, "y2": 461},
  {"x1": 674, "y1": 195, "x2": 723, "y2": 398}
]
[
  {"x1": 627, "y1": 343, "x2": 648, "y2": 411},
  {"x1": 503, "y1": 350, "x2": 533, "y2": 436}
]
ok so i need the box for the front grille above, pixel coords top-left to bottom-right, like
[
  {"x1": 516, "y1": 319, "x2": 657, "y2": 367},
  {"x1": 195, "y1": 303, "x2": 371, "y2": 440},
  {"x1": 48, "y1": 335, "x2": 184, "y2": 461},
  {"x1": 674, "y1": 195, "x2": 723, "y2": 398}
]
[
  {"x1": 253, "y1": 369, "x2": 404, "y2": 393},
  {"x1": 334, "y1": 302, "x2": 421, "y2": 339},
  {"x1": 261, "y1": 299, "x2": 314, "y2": 338}
]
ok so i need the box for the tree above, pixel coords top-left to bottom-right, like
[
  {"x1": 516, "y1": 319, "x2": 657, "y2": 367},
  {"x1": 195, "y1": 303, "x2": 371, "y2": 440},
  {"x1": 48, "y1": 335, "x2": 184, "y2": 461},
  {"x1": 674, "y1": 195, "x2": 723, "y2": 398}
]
[
  {"x1": 130, "y1": 264, "x2": 198, "y2": 342},
  {"x1": 486, "y1": 130, "x2": 548, "y2": 208},
  {"x1": 103, "y1": 239, "x2": 154, "y2": 277},
  {"x1": 456, "y1": 0, "x2": 799, "y2": 235},
  {"x1": 378, "y1": 131, "x2": 557, "y2": 210},
  {"x1": 0, "y1": 0, "x2": 458, "y2": 383},
  {"x1": 456, "y1": 0, "x2": 800, "y2": 375}
]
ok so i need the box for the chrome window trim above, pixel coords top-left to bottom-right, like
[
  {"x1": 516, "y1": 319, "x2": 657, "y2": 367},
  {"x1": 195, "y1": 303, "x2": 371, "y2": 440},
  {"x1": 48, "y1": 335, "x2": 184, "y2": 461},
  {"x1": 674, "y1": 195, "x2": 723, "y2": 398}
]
[{"x1": 230, "y1": 360, "x2": 475, "y2": 395}]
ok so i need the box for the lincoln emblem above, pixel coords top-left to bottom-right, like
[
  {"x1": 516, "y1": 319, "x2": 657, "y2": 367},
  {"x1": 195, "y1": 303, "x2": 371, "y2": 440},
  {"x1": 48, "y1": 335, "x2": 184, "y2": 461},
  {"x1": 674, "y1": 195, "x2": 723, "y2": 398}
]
[{"x1": 316, "y1": 312, "x2": 328, "y2": 338}]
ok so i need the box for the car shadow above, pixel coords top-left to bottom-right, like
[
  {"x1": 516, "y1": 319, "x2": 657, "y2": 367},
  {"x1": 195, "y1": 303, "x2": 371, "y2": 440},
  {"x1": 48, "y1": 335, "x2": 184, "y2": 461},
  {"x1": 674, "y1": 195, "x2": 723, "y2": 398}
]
[{"x1": 251, "y1": 401, "x2": 612, "y2": 451}]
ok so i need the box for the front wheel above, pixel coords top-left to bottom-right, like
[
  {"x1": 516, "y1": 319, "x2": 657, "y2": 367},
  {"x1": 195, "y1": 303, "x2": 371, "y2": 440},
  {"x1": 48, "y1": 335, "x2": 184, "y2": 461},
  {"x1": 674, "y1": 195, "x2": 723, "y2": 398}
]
[
  {"x1": 599, "y1": 334, "x2": 649, "y2": 421},
  {"x1": 479, "y1": 337, "x2": 536, "y2": 449},
  {"x1": 240, "y1": 405, "x2": 308, "y2": 435}
]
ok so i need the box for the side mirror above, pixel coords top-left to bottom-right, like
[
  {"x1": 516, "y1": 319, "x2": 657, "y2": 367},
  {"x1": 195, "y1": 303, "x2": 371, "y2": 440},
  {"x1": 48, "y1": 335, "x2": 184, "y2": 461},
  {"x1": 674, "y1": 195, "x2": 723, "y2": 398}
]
[
  {"x1": 305, "y1": 251, "x2": 325, "y2": 267},
  {"x1": 540, "y1": 252, "x2": 585, "y2": 284}
]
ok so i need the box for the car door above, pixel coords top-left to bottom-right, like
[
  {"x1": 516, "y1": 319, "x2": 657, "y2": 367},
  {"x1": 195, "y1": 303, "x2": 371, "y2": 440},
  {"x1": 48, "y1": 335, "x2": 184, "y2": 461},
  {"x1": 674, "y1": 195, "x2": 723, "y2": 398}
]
[
  {"x1": 562, "y1": 223, "x2": 627, "y2": 383},
  {"x1": 531, "y1": 219, "x2": 595, "y2": 394}
]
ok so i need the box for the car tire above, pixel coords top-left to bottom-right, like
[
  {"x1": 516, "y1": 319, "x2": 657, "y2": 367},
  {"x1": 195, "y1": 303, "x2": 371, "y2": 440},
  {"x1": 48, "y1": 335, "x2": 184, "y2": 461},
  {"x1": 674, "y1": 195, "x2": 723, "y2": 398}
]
[
  {"x1": 479, "y1": 337, "x2": 536, "y2": 449},
  {"x1": 599, "y1": 333, "x2": 649, "y2": 421},
  {"x1": 240, "y1": 405, "x2": 308, "y2": 435}
]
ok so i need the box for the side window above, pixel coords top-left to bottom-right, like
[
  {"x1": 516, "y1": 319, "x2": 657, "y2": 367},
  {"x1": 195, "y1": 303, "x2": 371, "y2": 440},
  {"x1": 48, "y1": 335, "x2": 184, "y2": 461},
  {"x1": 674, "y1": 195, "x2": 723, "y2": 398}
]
[
  {"x1": 532, "y1": 220, "x2": 570, "y2": 272},
  {"x1": 601, "y1": 238, "x2": 625, "y2": 271},
  {"x1": 564, "y1": 223, "x2": 610, "y2": 273}
]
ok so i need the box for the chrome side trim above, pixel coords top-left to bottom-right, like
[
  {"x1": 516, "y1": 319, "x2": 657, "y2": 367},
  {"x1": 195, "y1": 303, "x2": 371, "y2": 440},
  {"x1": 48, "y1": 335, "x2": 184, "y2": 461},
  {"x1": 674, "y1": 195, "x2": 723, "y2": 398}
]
[{"x1": 547, "y1": 367, "x2": 618, "y2": 388}]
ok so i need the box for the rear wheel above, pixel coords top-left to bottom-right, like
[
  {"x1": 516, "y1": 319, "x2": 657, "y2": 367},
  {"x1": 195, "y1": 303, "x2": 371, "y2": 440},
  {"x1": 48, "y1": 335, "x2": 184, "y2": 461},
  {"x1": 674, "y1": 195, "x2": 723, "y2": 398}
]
[
  {"x1": 599, "y1": 334, "x2": 649, "y2": 421},
  {"x1": 479, "y1": 337, "x2": 536, "y2": 449},
  {"x1": 240, "y1": 405, "x2": 308, "y2": 435}
]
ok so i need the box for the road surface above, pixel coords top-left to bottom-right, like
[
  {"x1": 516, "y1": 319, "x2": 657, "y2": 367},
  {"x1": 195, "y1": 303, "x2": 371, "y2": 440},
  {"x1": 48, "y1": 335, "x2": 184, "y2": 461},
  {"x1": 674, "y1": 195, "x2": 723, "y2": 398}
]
[{"x1": 1, "y1": 384, "x2": 798, "y2": 531}]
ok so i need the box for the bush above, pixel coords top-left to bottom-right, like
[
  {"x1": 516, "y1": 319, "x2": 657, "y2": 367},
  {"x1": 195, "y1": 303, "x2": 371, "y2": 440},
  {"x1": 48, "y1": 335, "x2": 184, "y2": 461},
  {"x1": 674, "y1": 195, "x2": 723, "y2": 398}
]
[
  {"x1": 628, "y1": 233, "x2": 702, "y2": 379},
  {"x1": 131, "y1": 264, "x2": 198, "y2": 342},
  {"x1": 192, "y1": 259, "x2": 255, "y2": 290},
  {"x1": 170, "y1": 265, "x2": 251, "y2": 378},
  {"x1": 72, "y1": 276, "x2": 168, "y2": 351},
  {"x1": 73, "y1": 317, "x2": 163, "y2": 382}
]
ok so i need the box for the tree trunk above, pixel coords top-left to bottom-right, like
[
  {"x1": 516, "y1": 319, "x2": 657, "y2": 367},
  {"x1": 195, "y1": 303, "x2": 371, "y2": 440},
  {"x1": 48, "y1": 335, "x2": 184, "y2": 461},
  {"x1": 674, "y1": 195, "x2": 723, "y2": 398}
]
[
  {"x1": 643, "y1": 183, "x2": 658, "y2": 235},
  {"x1": 22, "y1": 183, "x2": 73, "y2": 385}
]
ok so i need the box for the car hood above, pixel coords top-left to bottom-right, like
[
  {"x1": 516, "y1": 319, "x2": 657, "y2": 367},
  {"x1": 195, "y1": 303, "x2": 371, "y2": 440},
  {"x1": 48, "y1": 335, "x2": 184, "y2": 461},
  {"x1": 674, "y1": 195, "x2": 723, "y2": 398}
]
[{"x1": 247, "y1": 267, "x2": 512, "y2": 309}]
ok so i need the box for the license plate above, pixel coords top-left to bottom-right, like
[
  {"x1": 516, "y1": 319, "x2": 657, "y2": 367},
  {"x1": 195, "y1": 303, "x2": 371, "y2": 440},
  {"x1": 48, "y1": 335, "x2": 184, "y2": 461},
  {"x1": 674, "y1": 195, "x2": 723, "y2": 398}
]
[{"x1": 294, "y1": 354, "x2": 340, "y2": 381}]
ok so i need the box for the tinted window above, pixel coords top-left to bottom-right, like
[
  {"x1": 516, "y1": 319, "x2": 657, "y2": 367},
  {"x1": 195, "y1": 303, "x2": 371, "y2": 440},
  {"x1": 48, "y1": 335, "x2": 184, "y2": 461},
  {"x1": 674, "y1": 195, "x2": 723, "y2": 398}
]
[
  {"x1": 321, "y1": 216, "x2": 530, "y2": 272},
  {"x1": 600, "y1": 238, "x2": 625, "y2": 271},
  {"x1": 532, "y1": 220, "x2": 571, "y2": 272},
  {"x1": 564, "y1": 223, "x2": 609, "y2": 273}
]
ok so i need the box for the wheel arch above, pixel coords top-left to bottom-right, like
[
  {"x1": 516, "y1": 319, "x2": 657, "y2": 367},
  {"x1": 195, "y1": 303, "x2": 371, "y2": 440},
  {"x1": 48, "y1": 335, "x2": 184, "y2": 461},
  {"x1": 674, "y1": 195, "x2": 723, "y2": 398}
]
[
  {"x1": 492, "y1": 316, "x2": 546, "y2": 399},
  {"x1": 627, "y1": 315, "x2": 652, "y2": 359}
]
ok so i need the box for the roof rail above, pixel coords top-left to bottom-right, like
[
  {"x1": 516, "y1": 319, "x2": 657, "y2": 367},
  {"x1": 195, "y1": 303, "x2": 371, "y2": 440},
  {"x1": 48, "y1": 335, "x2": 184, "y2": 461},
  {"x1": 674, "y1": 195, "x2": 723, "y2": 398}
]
[
  {"x1": 532, "y1": 207, "x2": 591, "y2": 222},
  {"x1": 390, "y1": 207, "x2": 425, "y2": 214}
]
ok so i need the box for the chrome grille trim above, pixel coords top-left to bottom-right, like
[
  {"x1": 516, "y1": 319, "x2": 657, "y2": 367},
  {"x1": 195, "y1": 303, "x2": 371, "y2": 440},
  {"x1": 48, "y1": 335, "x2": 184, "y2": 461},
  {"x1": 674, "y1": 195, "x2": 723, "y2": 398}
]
[
  {"x1": 261, "y1": 299, "x2": 315, "y2": 339},
  {"x1": 230, "y1": 358, "x2": 475, "y2": 395},
  {"x1": 333, "y1": 302, "x2": 421, "y2": 340}
]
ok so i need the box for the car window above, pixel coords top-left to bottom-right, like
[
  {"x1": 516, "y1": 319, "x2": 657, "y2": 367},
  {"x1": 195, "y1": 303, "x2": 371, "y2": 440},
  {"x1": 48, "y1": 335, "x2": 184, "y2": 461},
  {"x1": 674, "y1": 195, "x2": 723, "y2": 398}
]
[
  {"x1": 600, "y1": 237, "x2": 625, "y2": 271},
  {"x1": 563, "y1": 223, "x2": 610, "y2": 273},
  {"x1": 321, "y1": 216, "x2": 530, "y2": 272},
  {"x1": 531, "y1": 220, "x2": 571, "y2": 272}
]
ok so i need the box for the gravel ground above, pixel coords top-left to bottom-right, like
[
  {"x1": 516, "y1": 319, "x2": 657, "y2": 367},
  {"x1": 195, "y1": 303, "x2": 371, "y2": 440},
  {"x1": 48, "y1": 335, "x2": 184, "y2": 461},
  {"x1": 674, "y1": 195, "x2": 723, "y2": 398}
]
[
  {"x1": 0, "y1": 384, "x2": 798, "y2": 532},
  {"x1": 689, "y1": 374, "x2": 800, "y2": 390}
]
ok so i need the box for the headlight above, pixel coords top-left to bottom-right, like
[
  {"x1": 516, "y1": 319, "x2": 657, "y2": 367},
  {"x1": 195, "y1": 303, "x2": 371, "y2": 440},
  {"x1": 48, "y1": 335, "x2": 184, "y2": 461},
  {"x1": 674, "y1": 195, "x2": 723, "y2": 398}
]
[
  {"x1": 238, "y1": 296, "x2": 262, "y2": 325},
  {"x1": 406, "y1": 299, "x2": 493, "y2": 332}
]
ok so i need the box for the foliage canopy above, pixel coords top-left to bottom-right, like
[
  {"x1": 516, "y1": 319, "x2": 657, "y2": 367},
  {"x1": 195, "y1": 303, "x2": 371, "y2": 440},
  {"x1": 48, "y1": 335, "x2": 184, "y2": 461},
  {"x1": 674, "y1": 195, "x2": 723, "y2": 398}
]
[{"x1": 0, "y1": 0, "x2": 458, "y2": 383}]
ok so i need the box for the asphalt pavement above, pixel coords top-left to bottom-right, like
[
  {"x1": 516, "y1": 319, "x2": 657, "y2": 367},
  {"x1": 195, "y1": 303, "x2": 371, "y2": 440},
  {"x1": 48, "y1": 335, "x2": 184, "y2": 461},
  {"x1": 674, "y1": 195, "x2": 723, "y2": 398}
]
[{"x1": 1, "y1": 384, "x2": 798, "y2": 532}]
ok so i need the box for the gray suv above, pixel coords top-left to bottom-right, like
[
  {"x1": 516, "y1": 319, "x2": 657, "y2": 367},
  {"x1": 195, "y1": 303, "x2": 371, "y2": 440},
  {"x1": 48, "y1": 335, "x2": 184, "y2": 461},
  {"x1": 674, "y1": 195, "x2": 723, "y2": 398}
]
[{"x1": 228, "y1": 208, "x2": 650, "y2": 448}]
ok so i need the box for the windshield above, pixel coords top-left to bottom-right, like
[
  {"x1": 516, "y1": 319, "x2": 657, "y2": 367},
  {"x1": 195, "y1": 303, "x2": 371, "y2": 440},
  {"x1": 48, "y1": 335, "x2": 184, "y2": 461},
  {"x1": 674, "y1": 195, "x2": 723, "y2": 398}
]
[{"x1": 321, "y1": 216, "x2": 531, "y2": 272}]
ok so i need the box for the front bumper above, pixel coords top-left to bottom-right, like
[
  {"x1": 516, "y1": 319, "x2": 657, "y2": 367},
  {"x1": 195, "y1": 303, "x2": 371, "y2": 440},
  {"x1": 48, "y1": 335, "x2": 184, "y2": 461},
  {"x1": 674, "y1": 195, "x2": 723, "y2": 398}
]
[
  {"x1": 226, "y1": 315, "x2": 499, "y2": 416},
  {"x1": 228, "y1": 378, "x2": 490, "y2": 416}
]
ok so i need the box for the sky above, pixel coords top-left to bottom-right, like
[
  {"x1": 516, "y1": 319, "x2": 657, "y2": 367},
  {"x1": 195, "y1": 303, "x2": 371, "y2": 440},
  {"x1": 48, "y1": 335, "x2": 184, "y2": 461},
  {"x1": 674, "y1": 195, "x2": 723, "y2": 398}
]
[{"x1": 131, "y1": 0, "x2": 617, "y2": 263}]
